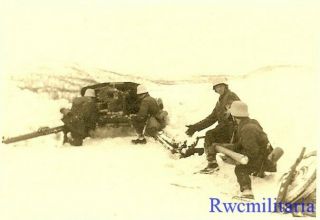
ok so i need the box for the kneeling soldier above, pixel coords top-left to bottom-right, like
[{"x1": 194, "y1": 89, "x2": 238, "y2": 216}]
[
  {"x1": 209, "y1": 101, "x2": 275, "y2": 199},
  {"x1": 61, "y1": 89, "x2": 98, "y2": 146},
  {"x1": 131, "y1": 85, "x2": 168, "y2": 144}
]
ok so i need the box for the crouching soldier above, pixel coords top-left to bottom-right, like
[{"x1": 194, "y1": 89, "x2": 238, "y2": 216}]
[
  {"x1": 186, "y1": 77, "x2": 240, "y2": 173},
  {"x1": 211, "y1": 101, "x2": 278, "y2": 199},
  {"x1": 131, "y1": 85, "x2": 168, "y2": 144},
  {"x1": 61, "y1": 88, "x2": 99, "y2": 146}
]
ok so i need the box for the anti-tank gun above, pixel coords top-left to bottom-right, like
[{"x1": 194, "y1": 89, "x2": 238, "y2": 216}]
[
  {"x1": 2, "y1": 81, "x2": 206, "y2": 158},
  {"x1": 2, "y1": 82, "x2": 140, "y2": 145}
]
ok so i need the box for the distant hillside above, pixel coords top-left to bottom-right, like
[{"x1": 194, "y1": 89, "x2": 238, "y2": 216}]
[{"x1": 8, "y1": 64, "x2": 312, "y2": 101}]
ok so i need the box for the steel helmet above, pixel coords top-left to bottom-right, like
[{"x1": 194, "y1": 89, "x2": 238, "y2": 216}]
[
  {"x1": 229, "y1": 101, "x2": 249, "y2": 117},
  {"x1": 136, "y1": 85, "x2": 148, "y2": 95},
  {"x1": 212, "y1": 77, "x2": 228, "y2": 88},
  {"x1": 84, "y1": 88, "x2": 95, "y2": 97}
]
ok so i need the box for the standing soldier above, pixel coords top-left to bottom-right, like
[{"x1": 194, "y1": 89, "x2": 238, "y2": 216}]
[
  {"x1": 186, "y1": 77, "x2": 240, "y2": 173},
  {"x1": 131, "y1": 85, "x2": 167, "y2": 144}
]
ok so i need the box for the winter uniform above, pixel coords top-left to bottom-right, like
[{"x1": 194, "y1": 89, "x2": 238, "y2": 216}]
[
  {"x1": 62, "y1": 96, "x2": 99, "y2": 146},
  {"x1": 234, "y1": 118, "x2": 271, "y2": 191},
  {"x1": 131, "y1": 93, "x2": 162, "y2": 137},
  {"x1": 190, "y1": 89, "x2": 240, "y2": 162},
  {"x1": 210, "y1": 117, "x2": 270, "y2": 191},
  {"x1": 232, "y1": 118, "x2": 270, "y2": 191}
]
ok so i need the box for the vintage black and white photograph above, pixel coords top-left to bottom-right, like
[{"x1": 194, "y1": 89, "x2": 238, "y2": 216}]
[{"x1": 0, "y1": 0, "x2": 318, "y2": 219}]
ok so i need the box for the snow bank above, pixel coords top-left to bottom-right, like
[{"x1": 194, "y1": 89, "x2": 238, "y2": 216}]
[{"x1": 0, "y1": 65, "x2": 317, "y2": 220}]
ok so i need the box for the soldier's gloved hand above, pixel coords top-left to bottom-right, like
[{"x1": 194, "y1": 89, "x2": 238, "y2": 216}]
[{"x1": 185, "y1": 125, "x2": 197, "y2": 137}]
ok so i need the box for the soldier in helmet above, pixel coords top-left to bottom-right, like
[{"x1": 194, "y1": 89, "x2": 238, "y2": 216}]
[
  {"x1": 217, "y1": 101, "x2": 274, "y2": 199},
  {"x1": 131, "y1": 85, "x2": 167, "y2": 144},
  {"x1": 61, "y1": 88, "x2": 99, "y2": 146},
  {"x1": 186, "y1": 77, "x2": 240, "y2": 173}
]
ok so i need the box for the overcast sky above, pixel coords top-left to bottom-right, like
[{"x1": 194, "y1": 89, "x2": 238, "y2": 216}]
[{"x1": 0, "y1": 0, "x2": 318, "y2": 78}]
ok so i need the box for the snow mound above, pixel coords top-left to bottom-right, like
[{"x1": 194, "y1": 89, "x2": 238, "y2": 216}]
[{"x1": 0, "y1": 65, "x2": 317, "y2": 219}]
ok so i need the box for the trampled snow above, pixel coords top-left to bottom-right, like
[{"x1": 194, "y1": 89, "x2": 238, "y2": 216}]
[{"x1": 0, "y1": 65, "x2": 317, "y2": 220}]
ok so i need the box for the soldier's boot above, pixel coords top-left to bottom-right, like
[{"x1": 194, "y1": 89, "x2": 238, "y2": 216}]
[
  {"x1": 199, "y1": 161, "x2": 219, "y2": 174},
  {"x1": 131, "y1": 138, "x2": 147, "y2": 144},
  {"x1": 131, "y1": 135, "x2": 147, "y2": 144},
  {"x1": 69, "y1": 137, "x2": 83, "y2": 146},
  {"x1": 240, "y1": 189, "x2": 255, "y2": 200}
]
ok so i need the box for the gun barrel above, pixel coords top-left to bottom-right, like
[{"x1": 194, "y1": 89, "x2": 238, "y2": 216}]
[{"x1": 2, "y1": 126, "x2": 65, "y2": 144}]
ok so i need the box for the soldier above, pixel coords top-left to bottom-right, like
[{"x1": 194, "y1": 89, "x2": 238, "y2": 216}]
[
  {"x1": 131, "y1": 85, "x2": 167, "y2": 144},
  {"x1": 61, "y1": 88, "x2": 99, "y2": 146},
  {"x1": 213, "y1": 101, "x2": 272, "y2": 199},
  {"x1": 186, "y1": 77, "x2": 240, "y2": 173}
]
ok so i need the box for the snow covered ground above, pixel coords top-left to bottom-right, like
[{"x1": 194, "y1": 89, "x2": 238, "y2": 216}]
[{"x1": 0, "y1": 65, "x2": 318, "y2": 220}]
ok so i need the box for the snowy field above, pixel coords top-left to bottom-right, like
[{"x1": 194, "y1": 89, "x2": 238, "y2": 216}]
[{"x1": 0, "y1": 65, "x2": 318, "y2": 220}]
